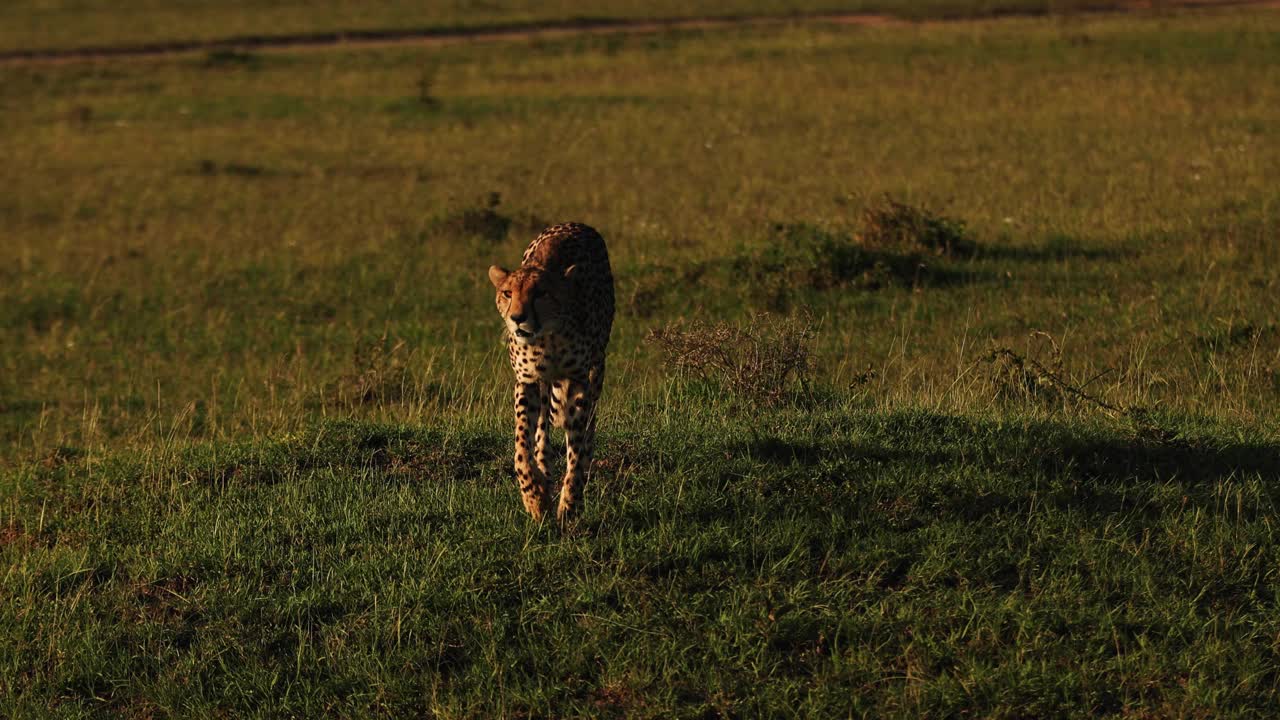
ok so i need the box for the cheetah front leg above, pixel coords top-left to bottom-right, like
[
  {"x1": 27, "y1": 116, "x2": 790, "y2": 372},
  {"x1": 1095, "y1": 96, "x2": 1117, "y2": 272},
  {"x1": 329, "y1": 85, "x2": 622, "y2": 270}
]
[
  {"x1": 557, "y1": 369, "x2": 602, "y2": 524},
  {"x1": 513, "y1": 381, "x2": 551, "y2": 520},
  {"x1": 534, "y1": 381, "x2": 553, "y2": 479}
]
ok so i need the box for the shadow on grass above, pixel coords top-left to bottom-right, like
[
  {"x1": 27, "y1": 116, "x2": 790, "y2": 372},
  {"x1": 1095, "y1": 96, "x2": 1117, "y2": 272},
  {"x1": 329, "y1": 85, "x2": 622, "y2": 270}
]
[
  {"x1": 179, "y1": 420, "x2": 506, "y2": 489},
  {"x1": 33, "y1": 411, "x2": 1273, "y2": 537},
  {"x1": 733, "y1": 414, "x2": 1279, "y2": 484},
  {"x1": 591, "y1": 409, "x2": 1280, "y2": 532},
  {"x1": 978, "y1": 233, "x2": 1135, "y2": 262}
]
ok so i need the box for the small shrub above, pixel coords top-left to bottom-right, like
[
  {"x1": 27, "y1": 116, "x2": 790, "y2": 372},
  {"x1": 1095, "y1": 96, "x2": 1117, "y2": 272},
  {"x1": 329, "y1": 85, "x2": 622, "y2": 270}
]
[
  {"x1": 983, "y1": 346, "x2": 1071, "y2": 406},
  {"x1": 432, "y1": 192, "x2": 511, "y2": 243},
  {"x1": 981, "y1": 333, "x2": 1122, "y2": 414},
  {"x1": 857, "y1": 196, "x2": 976, "y2": 258},
  {"x1": 429, "y1": 193, "x2": 548, "y2": 244},
  {"x1": 647, "y1": 313, "x2": 816, "y2": 405}
]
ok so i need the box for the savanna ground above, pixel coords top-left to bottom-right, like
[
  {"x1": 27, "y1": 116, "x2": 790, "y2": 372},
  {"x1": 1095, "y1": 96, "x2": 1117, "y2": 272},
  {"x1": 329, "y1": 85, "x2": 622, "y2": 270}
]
[{"x1": 3, "y1": 1, "x2": 1280, "y2": 716}]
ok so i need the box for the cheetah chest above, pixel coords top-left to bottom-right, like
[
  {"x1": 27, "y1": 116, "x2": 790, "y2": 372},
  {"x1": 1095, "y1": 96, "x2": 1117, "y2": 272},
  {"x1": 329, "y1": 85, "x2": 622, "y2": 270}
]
[{"x1": 507, "y1": 331, "x2": 594, "y2": 384}]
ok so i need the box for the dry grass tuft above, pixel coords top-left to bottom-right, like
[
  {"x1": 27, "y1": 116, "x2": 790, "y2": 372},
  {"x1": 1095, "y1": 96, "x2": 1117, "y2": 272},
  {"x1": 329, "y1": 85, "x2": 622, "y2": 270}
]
[
  {"x1": 328, "y1": 334, "x2": 411, "y2": 407},
  {"x1": 982, "y1": 332, "x2": 1121, "y2": 413},
  {"x1": 647, "y1": 313, "x2": 816, "y2": 405}
]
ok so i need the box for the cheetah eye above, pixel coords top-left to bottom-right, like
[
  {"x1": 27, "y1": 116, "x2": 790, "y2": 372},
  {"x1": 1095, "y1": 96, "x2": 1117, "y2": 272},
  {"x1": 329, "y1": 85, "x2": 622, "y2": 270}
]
[{"x1": 501, "y1": 290, "x2": 512, "y2": 299}]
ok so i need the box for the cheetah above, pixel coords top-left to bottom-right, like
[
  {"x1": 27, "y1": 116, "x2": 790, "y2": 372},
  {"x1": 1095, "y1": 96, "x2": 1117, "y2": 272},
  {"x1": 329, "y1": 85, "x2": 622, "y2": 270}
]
[{"x1": 487, "y1": 222, "x2": 614, "y2": 523}]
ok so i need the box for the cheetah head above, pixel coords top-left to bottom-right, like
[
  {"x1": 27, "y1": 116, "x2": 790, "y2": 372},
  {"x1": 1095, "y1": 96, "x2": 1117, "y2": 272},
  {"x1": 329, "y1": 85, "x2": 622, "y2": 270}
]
[{"x1": 487, "y1": 264, "x2": 578, "y2": 344}]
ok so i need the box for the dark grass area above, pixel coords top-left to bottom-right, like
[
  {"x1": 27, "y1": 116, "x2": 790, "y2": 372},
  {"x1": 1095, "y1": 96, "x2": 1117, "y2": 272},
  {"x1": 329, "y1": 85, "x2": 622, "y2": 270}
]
[
  {"x1": 5, "y1": 410, "x2": 1280, "y2": 716},
  {"x1": 0, "y1": 0, "x2": 1223, "y2": 60}
]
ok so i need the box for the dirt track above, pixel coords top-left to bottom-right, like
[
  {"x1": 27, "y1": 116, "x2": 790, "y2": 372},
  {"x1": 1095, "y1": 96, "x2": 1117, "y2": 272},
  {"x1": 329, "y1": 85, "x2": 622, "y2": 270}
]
[{"x1": 2, "y1": 0, "x2": 1277, "y2": 66}]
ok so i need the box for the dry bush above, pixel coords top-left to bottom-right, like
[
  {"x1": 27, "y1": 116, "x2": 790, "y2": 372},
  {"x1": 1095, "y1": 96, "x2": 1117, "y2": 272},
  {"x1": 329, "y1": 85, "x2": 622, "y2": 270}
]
[
  {"x1": 980, "y1": 334, "x2": 1203, "y2": 445},
  {"x1": 982, "y1": 332, "x2": 1121, "y2": 413},
  {"x1": 857, "y1": 196, "x2": 976, "y2": 258},
  {"x1": 647, "y1": 313, "x2": 816, "y2": 405}
]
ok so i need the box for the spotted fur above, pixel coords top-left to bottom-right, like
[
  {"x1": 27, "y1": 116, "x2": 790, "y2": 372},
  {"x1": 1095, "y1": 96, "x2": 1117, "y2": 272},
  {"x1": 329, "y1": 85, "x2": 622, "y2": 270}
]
[{"x1": 487, "y1": 223, "x2": 614, "y2": 523}]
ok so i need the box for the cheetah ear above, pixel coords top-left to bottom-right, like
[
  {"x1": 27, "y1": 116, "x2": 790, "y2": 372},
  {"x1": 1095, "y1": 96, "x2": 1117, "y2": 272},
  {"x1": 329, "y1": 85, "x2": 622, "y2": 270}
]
[
  {"x1": 488, "y1": 265, "x2": 509, "y2": 288},
  {"x1": 563, "y1": 264, "x2": 578, "y2": 282}
]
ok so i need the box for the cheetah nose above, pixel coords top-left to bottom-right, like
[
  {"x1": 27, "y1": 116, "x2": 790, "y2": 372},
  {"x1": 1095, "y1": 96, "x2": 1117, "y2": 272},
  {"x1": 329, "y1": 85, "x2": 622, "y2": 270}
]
[{"x1": 510, "y1": 311, "x2": 527, "y2": 324}]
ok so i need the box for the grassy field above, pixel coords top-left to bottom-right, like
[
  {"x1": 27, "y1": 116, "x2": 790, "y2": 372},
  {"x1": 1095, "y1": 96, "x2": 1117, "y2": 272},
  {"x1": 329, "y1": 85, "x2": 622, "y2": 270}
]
[{"x1": 3, "y1": 4, "x2": 1280, "y2": 716}]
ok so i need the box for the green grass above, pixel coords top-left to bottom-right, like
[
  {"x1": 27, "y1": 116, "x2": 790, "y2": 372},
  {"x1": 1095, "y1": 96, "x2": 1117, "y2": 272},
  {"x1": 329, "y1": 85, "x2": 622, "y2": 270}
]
[
  {"x1": 3, "y1": 6, "x2": 1280, "y2": 716},
  {"x1": 6, "y1": 410, "x2": 1280, "y2": 715}
]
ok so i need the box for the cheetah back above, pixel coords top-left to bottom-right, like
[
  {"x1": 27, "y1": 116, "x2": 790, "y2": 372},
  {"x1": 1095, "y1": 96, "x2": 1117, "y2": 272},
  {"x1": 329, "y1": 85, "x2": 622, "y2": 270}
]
[{"x1": 521, "y1": 222, "x2": 614, "y2": 352}]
